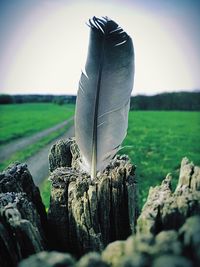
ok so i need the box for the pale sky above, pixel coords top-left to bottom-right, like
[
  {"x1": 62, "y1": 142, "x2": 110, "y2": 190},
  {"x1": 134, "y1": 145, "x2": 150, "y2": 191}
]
[{"x1": 0, "y1": 0, "x2": 200, "y2": 96}]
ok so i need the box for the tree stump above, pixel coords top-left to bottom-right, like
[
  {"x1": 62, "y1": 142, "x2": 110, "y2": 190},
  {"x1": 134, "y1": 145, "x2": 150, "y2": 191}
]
[
  {"x1": 47, "y1": 138, "x2": 138, "y2": 256},
  {"x1": 0, "y1": 162, "x2": 47, "y2": 232},
  {"x1": 1, "y1": 155, "x2": 199, "y2": 267},
  {"x1": 137, "y1": 157, "x2": 200, "y2": 234},
  {"x1": 0, "y1": 163, "x2": 48, "y2": 267},
  {"x1": 16, "y1": 158, "x2": 200, "y2": 267}
]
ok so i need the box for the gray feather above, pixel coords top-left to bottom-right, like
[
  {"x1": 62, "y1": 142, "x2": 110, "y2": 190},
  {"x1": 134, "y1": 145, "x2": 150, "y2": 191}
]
[{"x1": 75, "y1": 16, "x2": 134, "y2": 179}]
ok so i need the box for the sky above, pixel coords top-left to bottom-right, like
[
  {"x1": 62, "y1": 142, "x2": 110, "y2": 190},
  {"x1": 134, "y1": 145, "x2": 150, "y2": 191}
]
[{"x1": 0, "y1": 0, "x2": 200, "y2": 96}]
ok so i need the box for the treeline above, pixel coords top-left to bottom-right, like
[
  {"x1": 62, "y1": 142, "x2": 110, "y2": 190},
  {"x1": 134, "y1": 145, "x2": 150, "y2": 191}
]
[
  {"x1": 0, "y1": 94, "x2": 76, "y2": 105},
  {"x1": 130, "y1": 92, "x2": 200, "y2": 110},
  {"x1": 0, "y1": 92, "x2": 200, "y2": 110}
]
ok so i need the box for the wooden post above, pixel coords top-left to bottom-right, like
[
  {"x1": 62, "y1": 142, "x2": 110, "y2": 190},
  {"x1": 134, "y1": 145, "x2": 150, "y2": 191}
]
[
  {"x1": 0, "y1": 163, "x2": 47, "y2": 267},
  {"x1": 47, "y1": 139, "x2": 138, "y2": 256},
  {"x1": 17, "y1": 157, "x2": 200, "y2": 267}
]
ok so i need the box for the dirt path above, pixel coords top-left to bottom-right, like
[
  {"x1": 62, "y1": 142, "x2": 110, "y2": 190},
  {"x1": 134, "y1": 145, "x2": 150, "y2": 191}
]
[
  {"x1": 0, "y1": 118, "x2": 73, "y2": 162},
  {"x1": 26, "y1": 125, "x2": 75, "y2": 186}
]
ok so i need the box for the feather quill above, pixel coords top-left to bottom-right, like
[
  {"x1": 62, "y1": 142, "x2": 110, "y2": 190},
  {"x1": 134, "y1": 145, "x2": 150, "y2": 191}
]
[{"x1": 75, "y1": 16, "x2": 134, "y2": 179}]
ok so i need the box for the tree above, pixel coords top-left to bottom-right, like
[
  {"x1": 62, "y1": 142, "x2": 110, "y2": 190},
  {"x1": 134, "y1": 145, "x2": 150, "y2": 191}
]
[{"x1": 0, "y1": 94, "x2": 14, "y2": 104}]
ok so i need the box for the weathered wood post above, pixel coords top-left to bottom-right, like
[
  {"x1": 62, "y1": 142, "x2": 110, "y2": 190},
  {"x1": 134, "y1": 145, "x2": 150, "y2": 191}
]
[
  {"x1": 17, "y1": 157, "x2": 200, "y2": 267},
  {"x1": 47, "y1": 138, "x2": 138, "y2": 256},
  {"x1": 0, "y1": 163, "x2": 48, "y2": 267}
]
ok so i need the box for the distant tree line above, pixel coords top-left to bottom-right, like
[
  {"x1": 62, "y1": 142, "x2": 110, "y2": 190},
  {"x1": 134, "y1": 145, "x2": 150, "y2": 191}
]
[
  {"x1": 0, "y1": 94, "x2": 76, "y2": 105},
  {"x1": 0, "y1": 92, "x2": 200, "y2": 110},
  {"x1": 0, "y1": 94, "x2": 14, "y2": 104},
  {"x1": 130, "y1": 92, "x2": 200, "y2": 111}
]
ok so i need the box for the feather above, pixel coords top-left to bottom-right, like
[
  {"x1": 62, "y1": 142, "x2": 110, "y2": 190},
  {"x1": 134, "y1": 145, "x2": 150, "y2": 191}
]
[{"x1": 75, "y1": 16, "x2": 134, "y2": 179}]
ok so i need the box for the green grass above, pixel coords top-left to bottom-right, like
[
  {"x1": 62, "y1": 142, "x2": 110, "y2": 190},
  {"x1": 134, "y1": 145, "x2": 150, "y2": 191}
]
[
  {"x1": 121, "y1": 111, "x2": 200, "y2": 208},
  {"x1": 1, "y1": 105, "x2": 199, "y2": 211},
  {"x1": 40, "y1": 111, "x2": 200, "y2": 210},
  {"x1": 41, "y1": 179, "x2": 51, "y2": 211},
  {"x1": 0, "y1": 103, "x2": 75, "y2": 145}
]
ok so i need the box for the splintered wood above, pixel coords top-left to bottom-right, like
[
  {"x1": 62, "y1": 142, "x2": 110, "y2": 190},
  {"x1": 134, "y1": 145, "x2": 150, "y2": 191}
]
[{"x1": 47, "y1": 138, "x2": 138, "y2": 256}]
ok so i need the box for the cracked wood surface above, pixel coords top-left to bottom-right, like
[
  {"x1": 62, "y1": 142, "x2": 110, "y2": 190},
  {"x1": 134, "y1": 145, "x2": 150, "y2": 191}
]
[
  {"x1": 0, "y1": 163, "x2": 47, "y2": 267},
  {"x1": 14, "y1": 158, "x2": 200, "y2": 267},
  {"x1": 1, "y1": 147, "x2": 200, "y2": 266},
  {"x1": 47, "y1": 138, "x2": 138, "y2": 256}
]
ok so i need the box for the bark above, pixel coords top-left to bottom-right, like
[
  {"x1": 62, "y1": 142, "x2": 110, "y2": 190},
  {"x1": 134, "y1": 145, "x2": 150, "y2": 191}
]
[
  {"x1": 48, "y1": 139, "x2": 72, "y2": 172},
  {"x1": 0, "y1": 162, "x2": 47, "y2": 233},
  {"x1": 1, "y1": 137, "x2": 200, "y2": 267},
  {"x1": 18, "y1": 251, "x2": 75, "y2": 267},
  {"x1": 47, "y1": 138, "x2": 137, "y2": 256},
  {"x1": 14, "y1": 157, "x2": 200, "y2": 267},
  {"x1": 137, "y1": 157, "x2": 200, "y2": 234},
  {"x1": 17, "y1": 216, "x2": 200, "y2": 267},
  {"x1": 0, "y1": 163, "x2": 47, "y2": 267},
  {"x1": 99, "y1": 157, "x2": 200, "y2": 267}
]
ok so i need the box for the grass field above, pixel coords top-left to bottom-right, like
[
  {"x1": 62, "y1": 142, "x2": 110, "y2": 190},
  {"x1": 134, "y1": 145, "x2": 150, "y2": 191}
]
[
  {"x1": 0, "y1": 103, "x2": 74, "y2": 171},
  {"x1": 0, "y1": 103, "x2": 199, "y2": 210},
  {"x1": 41, "y1": 110, "x2": 200, "y2": 209},
  {"x1": 122, "y1": 111, "x2": 200, "y2": 208},
  {"x1": 0, "y1": 103, "x2": 74, "y2": 145}
]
